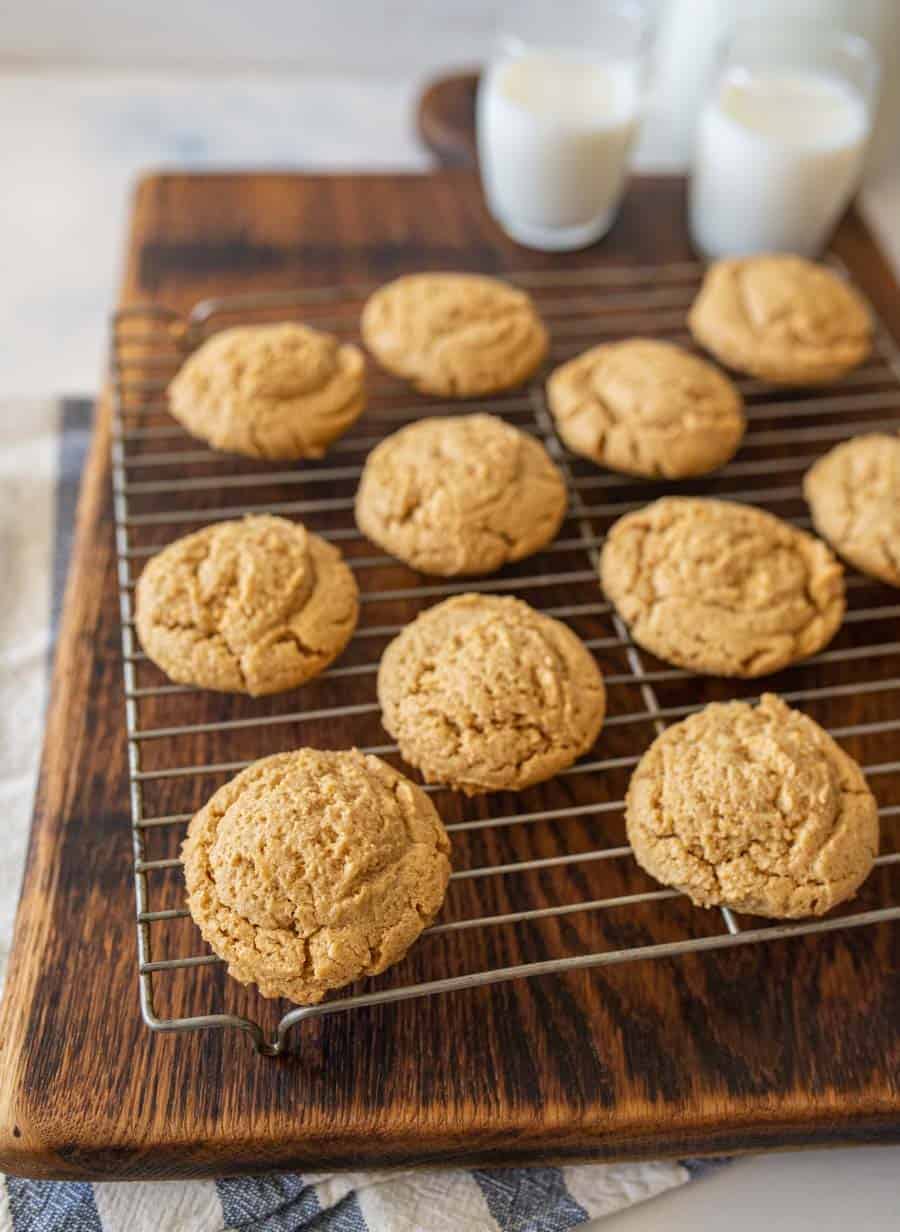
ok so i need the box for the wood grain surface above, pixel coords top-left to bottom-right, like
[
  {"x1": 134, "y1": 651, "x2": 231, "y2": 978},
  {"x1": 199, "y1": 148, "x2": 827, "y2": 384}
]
[{"x1": 0, "y1": 172, "x2": 897, "y2": 1181}]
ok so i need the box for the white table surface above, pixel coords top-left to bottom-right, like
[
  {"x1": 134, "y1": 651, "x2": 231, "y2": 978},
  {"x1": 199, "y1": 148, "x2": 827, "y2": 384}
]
[
  {"x1": 595, "y1": 1147, "x2": 900, "y2": 1230},
  {"x1": 1, "y1": 67, "x2": 898, "y2": 1226}
]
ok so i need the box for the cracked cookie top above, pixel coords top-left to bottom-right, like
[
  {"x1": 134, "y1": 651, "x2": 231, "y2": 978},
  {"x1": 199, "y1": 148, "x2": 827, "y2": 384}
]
[
  {"x1": 182, "y1": 748, "x2": 451, "y2": 1003},
  {"x1": 168, "y1": 322, "x2": 366, "y2": 459},
  {"x1": 688, "y1": 255, "x2": 871, "y2": 385},
  {"x1": 135, "y1": 515, "x2": 359, "y2": 696},
  {"x1": 626, "y1": 694, "x2": 878, "y2": 918},
  {"x1": 547, "y1": 338, "x2": 745, "y2": 479},
  {"x1": 377, "y1": 594, "x2": 606, "y2": 795},
  {"x1": 360, "y1": 273, "x2": 548, "y2": 397},
  {"x1": 355, "y1": 414, "x2": 568, "y2": 576},
  {"x1": 804, "y1": 433, "x2": 900, "y2": 587},
  {"x1": 600, "y1": 497, "x2": 845, "y2": 677}
]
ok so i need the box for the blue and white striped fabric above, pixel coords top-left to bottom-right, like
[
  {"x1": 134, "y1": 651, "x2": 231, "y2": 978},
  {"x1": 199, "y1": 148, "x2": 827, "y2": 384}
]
[
  {"x1": 0, "y1": 400, "x2": 719, "y2": 1231},
  {"x1": 1, "y1": 1161, "x2": 702, "y2": 1231}
]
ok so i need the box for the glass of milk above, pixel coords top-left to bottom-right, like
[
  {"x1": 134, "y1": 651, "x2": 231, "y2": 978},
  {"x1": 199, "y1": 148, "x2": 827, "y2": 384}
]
[
  {"x1": 477, "y1": 0, "x2": 654, "y2": 252},
  {"x1": 689, "y1": 19, "x2": 880, "y2": 259}
]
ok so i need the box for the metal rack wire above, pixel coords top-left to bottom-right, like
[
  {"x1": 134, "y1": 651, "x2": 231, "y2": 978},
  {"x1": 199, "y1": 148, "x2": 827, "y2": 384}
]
[{"x1": 111, "y1": 258, "x2": 900, "y2": 1055}]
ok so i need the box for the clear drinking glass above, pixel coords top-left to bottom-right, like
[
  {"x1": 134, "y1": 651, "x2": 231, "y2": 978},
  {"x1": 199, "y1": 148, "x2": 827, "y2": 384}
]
[
  {"x1": 688, "y1": 19, "x2": 880, "y2": 259},
  {"x1": 476, "y1": 0, "x2": 655, "y2": 252}
]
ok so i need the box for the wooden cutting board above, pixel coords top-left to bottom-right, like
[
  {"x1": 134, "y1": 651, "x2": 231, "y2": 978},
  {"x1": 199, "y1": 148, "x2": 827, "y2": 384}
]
[{"x1": 0, "y1": 172, "x2": 898, "y2": 1181}]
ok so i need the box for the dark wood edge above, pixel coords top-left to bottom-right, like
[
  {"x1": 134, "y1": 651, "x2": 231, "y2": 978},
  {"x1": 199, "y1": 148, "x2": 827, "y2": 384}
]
[
  {"x1": 0, "y1": 390, "x2": 114, "y2": 1175},
  {"x1": 1, "y1": 1100, "x2": 899, "y2": 1181}
]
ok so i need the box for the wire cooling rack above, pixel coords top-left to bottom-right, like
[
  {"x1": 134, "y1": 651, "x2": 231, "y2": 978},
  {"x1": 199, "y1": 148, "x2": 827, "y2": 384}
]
[{"x1": 111, "y1": 259, "x2": 900, "y2": 1055}]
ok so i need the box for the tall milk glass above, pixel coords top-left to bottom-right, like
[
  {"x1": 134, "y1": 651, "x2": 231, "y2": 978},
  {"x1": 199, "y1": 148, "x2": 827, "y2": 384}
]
[
  {"x1": 689, "y1": 19, "x2": 880, "y2": 259},
  {"x1": 477, "y1": 0, "x2": 654, "y2": 252}
]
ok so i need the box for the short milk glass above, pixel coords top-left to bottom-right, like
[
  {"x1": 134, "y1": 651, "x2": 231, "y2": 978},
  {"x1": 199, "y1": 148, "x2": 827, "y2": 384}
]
[
  {"x1": 477, "y1": 0, "x2": 654, "y2": 252},
  {"x1": 689, "y1": 19, "x2": 880, "y2": 259}
]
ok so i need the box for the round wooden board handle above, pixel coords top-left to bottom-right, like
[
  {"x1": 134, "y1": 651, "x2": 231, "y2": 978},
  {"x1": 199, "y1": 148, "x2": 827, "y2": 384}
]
[{"x1": 416, "y1": 70, "x2": 480, "y2": 168}]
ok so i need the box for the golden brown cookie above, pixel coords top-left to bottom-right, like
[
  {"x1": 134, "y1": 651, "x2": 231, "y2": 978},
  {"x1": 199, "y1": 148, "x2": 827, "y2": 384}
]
[
  {"x1": 804, "y1": 433, "x2": 900, "y2": 587},
  {"x1": 182, "y1": 748, "x2": 451, "y2": 1003},
  {"x1": 135, "y1": 515, "x2": 359, "y2": 695},
  {"x1": 168, "y1": 322, "x2": 365, "y2": 458},
  {"x1": 547, "y1": 338, "x2": 745, "y2": 478},
  {"x1": 360, "y1": 273, "x2": 548, "y2": 396},
  {"x1": 688, "y1": 255, "x2": 871, "y2": 385},
  {"x1": 600, "y1": 497, "x2": 845, "y2": 677},
  {"x1": 627, "y1": 694, "x2": 878, "y2": 917},
  {"x1": 378, "y1": 594, "x2": 605, "y2": 795},
  {"x1": 355, "y1": 413, "x2": 567, "y2": 576}
]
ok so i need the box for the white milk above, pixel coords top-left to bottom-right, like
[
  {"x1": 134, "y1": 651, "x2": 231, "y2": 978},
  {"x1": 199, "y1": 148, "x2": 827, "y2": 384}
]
[
  {"x1": 477, "y1": 51, "x2": 641, "y2": 251},
  {"x1": 689, "y1": 68, "x2": 872, "y2": 258}
]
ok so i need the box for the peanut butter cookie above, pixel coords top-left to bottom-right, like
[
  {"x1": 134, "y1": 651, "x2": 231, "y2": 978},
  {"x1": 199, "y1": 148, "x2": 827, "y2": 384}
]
[
  {"x1": 135, "y1": 515, "x2": 359, "y2": 695},
  {"x1": 627, "y1": 694, "x2": 878, "y2": 917},
  {"x1": 688, "y1": 255, "x2": 871, "y2": 385},
  {"x1": 378, "y1": 594, "x2": 606, "y2": 795},
  {"x1": 168, "y1": 322, "x2": 365, "y2": 458},
  {"x1": 600, "y1": 497, "x2": 845, "y2": 677},
  {"x1": 361, "y1": 273, "x2": 548, "y2": 397},
  {"x1": 547, "y1": 337, "x2": 745, "y2": 478},
  {"x1": 182, "y1": 748, "x2": 451, "y2": 1003},
  {"x1": 804, "y1": 433, "x2": 900, "y2": 587},
  {"x1": 355, "y1": 413, "x2": 567, "y2": 576}
]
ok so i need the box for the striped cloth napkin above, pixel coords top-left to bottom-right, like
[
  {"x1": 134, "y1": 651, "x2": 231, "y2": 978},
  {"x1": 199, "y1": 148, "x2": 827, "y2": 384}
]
[{"x1": 0, "y1": 398, "x2": 719, "y2": 1231}]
